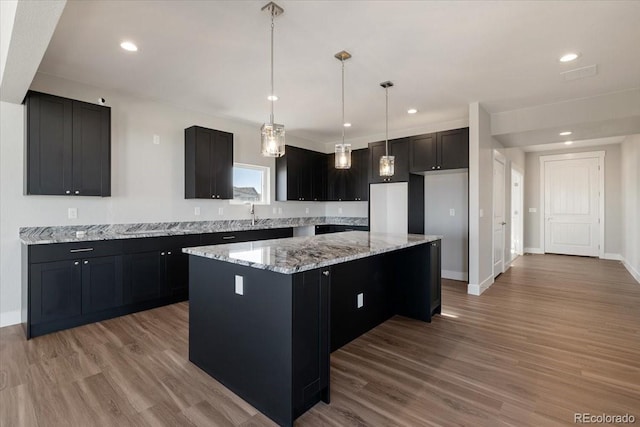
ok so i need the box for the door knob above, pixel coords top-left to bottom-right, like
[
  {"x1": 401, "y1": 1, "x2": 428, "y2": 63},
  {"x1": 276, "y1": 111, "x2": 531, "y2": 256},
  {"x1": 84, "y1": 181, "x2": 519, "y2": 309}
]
[
  {"x1": 501, "y1": 222, "x2": 507, "y2": 225},
  {"x1": 322, "y1": 270, "x2": 330, "y2": 276}
]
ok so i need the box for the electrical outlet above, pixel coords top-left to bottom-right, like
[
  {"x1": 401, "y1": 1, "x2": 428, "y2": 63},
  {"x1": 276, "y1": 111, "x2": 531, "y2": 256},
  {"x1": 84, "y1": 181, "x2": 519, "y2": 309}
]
[
  {"x1": 68, "y1": 208, "x2": 77, "y2": 219},
  {"x1": 153, "y1": 134, "x2": 160, "y2": 145},
  {"x1": 278, "y1": 207, "x2": 283, "y2": 214},
  {"x1": 449, "y1": 208, "x2": 455, "y2": 216},
  {"x1": 357, "y1": 293, "x2": 364, "y2": 309},
  {"x1": 479, "y1": 209, "x2": 484, "y2": 218},
  {"x1": 273, "y1": 207, "x2": 277, "y2": 214},
  {"x1": 218, "y1": 207, "x2": 223, "y2": 215},
  {"x1": 305, "y1": 208, "x2": 309, "y2": 214},
  {"x1": 194, "y1": 207, "x2": 201, "y2": 216},
  {"x1": 235, "y1": 275, "x2": 244, "y2": 295},
  {"x1": 338, "y1": 207, "x2": 343, "y2": 214}
]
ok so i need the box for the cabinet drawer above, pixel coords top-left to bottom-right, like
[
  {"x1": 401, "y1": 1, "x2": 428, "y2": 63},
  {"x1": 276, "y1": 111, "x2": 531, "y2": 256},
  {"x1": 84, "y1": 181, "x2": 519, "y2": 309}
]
[{"x1": 29, "y1": 240, "x2": 123, "y2": 263}]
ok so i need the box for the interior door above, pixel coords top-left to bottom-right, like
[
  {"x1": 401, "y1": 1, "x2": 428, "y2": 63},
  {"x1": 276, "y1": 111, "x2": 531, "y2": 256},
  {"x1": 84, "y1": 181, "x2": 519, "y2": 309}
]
[
  {"x1": 493, "y1": 156, "x2": 505, "y2": 277},
  {"x1": 511, "y1": 169, "x2": 524, "y2": 261},
  {"x1": 544, "y1": 157, "x2": 600, "y2": 256}
]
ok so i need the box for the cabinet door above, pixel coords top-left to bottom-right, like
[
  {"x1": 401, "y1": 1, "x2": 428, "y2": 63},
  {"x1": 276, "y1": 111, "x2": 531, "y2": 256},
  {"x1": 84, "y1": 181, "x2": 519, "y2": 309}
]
[
  {"x1": 409, "y1": 133, "x2": 438, "y2": 172},
  {"x1": 311, "y1": 153, "x2": 327, "y2": 201},
  {"x1": 297, "y1": 149, "x2": 313, "y2": 201},
  {"x1": 429, "y1": 240, "x2": 442, "y2": 314},
  {"x1": 165, "y1": 249, "x2": 190, "y2": 297},
  {"x1": 72, "y1": 101, "x2": 111, "y2": 196},
  {"x1": 438, "y1": 128, "x2": 469, "y2": 170},
  {"x1": 124, "y1": 251, "x2": 165, "y2": 303},
  {"x1": 26, "y1": 92, "x2": 73, "y2": 195},
  {"x1": 390, "y1": 138, "x2": 410, "y2": 182},
  {"x1": 285, "y1": 147, "x2": 302, "y2": 201},
  {"x1": 368, "y1": 141, "x2": 387, "y2": 184},
  {"x1": 81, "y1": 256, "x2": 123, "y2": 314},
  {"x1": 213, "y1": 131, "x2": 234, "y2": 199},
  {"x1": 353, "y1": 149, "x2": 369, "y2": 201},
  {"x1": 30, "y1": 260, "x2": 82, "y2": 324}
]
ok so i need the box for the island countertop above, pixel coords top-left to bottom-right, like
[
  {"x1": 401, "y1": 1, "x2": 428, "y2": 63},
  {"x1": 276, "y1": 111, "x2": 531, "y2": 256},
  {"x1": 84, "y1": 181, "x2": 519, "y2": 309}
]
[{"x1": 182, "y1": 231, "x2": 441, "y2": 274}]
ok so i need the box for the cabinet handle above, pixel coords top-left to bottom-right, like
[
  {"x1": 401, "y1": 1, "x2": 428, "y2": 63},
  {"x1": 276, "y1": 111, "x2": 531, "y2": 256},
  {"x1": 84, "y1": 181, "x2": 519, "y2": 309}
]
[
  {"x1": 436, "y1": 165, "x2": 441, "y2": 169},
  {"x1": 74, "y1": 261, "x2": 80, "y2": 266},
  {"x1": 75, "y1": 190, "x2": 80, "y2": 194},
  {"x1": 65, "y1": 190, "x2": 71, "y2": 194},
  {"x1": 322, "y1": 270, "x2": 330, "y2": 276},
  {"x1": 212, "y1": 195, "x2": 215, "y2": 199},
  {"x1": 161, "y1": 252, "x2": 166, "y2": 256},
  {"x1": 70, "y1": 248, "x2": 94, "y2": 253},
  {"x1": 84, "y1": 260, "x2": 89, "y2": 265},
  {"x1": 167, "y1": 251, "x2": 172, "y2": 255},
  {"x1": 222, "y1": 236, "x2": 236, "y2": 240},
  {"x1": 432, "y1": 243, "x2": 437, "y2": 247},
  {"x1": 431, "y1": 166, "x2": 436, "y2": 170}
]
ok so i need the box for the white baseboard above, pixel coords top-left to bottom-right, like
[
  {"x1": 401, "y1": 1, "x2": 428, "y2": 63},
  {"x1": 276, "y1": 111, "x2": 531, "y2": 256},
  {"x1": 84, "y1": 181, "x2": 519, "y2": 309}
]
[
  {"x1": 467, "y1": 274, "x2": 494, "y2": 296},
  {"x1": 0, "y1": 310, "x2": 21, "y2": 328},
  {"x1": 602, "y1": 253, "x2": 623, "y2": 261},
  {"x1": 622, "y1": 258, "x2": 640, "y2": 284},
  {"x1": 442, "y1": 270, "x2": 468, "y2": 281},
  {"x1": 524, "y1": 247, "x2": 544, "y2": 254}
]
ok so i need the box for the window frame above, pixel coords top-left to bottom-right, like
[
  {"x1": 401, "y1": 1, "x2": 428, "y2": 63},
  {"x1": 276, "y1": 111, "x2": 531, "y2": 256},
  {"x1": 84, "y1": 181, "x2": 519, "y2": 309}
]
[{"x1": 230, "y1": 162, "x2": 270, "y2": 205}]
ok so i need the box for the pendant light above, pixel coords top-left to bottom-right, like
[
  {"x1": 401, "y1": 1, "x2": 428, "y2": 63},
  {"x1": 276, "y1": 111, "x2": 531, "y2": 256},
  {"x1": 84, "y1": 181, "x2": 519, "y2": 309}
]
[
  {"x1": 261, "y1": 2, "x2": 285, "y2": 157},
  {"x1": 379, "y1": 81, "x2": 394, "y2": 177},
  {"x1": 334, "y1": 50, "x2": 352, "y2": 169}
]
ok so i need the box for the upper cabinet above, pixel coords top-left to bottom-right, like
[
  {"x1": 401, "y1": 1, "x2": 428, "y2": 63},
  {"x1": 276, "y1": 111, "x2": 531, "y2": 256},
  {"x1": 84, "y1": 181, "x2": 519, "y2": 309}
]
[
  {"x1": 25, "y1": 91, "x2": 111, "y2": 196},
  {"x1": 369, "y1": 138, "x2": 410, "y2": 183},
  {"x1": 328, "y1": 148, "x2": 369, "y2": 201},
  {"x1": 185, "y1": 126, "x2": 234, "y2": 199},
  {"x1": 409, "y1": 127, "x2": 469, "y2": 172},
  {"x1": 277, "y1": 145, "x2": 326, "y2": 201}
]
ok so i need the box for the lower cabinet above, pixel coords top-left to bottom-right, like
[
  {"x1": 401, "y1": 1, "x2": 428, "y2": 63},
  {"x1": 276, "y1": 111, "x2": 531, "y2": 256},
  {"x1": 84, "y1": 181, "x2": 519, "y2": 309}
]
[
  {"x1": 23, "y1": 227, "x2": 294, "y2": 338},
  {"x1": 429, "y1": 240, "x2": 442, "y2": 315},
  {"x1": 314, "y1": 225, "x2": 369, "y2": 235}
]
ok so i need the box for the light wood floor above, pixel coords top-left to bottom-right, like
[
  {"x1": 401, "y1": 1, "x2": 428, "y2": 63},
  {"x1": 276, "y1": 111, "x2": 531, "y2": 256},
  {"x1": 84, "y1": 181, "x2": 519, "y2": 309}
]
[{"x1": 1, "y1": 254, "x2": 639, "y2": 426}]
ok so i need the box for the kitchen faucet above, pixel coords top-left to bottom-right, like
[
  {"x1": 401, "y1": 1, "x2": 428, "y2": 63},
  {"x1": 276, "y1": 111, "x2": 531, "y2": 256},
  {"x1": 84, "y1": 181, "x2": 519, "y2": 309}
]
[{"x1": 249, "y1": 203, "x2": 256, "y2": 226}]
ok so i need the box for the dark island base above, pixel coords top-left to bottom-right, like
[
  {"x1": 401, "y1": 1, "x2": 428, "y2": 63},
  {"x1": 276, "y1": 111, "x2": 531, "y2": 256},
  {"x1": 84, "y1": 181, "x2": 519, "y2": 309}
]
[{"x1": 188, "y1": 241, "x2": 441, "y2": 426}]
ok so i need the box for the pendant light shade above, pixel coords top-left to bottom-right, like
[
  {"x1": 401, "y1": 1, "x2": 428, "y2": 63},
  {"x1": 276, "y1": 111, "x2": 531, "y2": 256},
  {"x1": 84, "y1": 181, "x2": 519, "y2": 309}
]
[
  {"x1": 379, "y1": 81, "x2": 394, "y2": 177},
  {"x1": 334, "y1": 50, "x2": 352, "y2": 169},
  {"x1": 261, "y1": 2, "x2": 285, "y2": 157}
]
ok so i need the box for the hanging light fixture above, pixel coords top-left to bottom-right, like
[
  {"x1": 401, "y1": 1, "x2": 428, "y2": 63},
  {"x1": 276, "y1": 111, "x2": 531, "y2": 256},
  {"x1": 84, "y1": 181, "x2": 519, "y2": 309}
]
[
  {"x1": 334, "y1": 50, "x2": 352, "y2": 169},
  {"x1": 379, "y1": 81, "x2": 394, "y2": 177},
  {"x1": 261, "y1": 2, "x2": 285, "y2": 157}
]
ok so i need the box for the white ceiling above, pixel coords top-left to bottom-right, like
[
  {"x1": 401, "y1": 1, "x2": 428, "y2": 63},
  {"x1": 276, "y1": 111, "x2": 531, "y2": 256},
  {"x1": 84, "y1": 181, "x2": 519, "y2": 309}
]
[{"x1": 37, "y1": 0, "x2": 640, "y2": 145}]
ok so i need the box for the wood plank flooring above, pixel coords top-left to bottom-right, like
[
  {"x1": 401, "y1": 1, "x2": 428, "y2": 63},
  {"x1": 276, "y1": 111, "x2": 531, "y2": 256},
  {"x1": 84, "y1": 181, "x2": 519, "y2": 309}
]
[{"x1": 1, "y1": 254, "x2": 639, "y2": 426}]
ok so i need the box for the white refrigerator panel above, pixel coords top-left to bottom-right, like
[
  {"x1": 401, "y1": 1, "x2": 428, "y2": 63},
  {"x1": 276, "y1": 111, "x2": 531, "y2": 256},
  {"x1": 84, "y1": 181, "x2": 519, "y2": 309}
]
[{"x1": 369, "y1": 182, "x2": 408, "y2": 234}]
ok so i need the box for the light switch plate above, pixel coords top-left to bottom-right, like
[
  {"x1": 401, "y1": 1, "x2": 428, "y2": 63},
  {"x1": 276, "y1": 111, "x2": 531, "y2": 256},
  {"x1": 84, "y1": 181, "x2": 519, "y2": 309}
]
[
  {"x1": 479, "y1": 209, "x2": 484, "y2": 218},
  {"x1": 235, "y1": 275, "x2": 244, "y2": 295},
  {"x1": 305, "y1": 208, "x2": 309, "y2": 214},
  {"x1": 68, "y1": 208, "x2": 77, "y2": 219},
  {"x1": 218, "y1": 207, "x2": 224, "y2": 215},
  {"x1": 194, "y1": 207, "x2": 201, "y2": 216},
  {"x1": 338, "y1": 207, "x2": 343, "y2": 214},
  {"x1": 153, "y1": 134, "x2": 160, "y2": 145},
  {"x1": 357, "y1": 293, "x2": 364, "y2": 308},
  {"x1": 529, "y1": 208, "x2": 537, "y2": 213},
  {"x1": 449, "y1": 208, "x2": 455, "y2": 216}
]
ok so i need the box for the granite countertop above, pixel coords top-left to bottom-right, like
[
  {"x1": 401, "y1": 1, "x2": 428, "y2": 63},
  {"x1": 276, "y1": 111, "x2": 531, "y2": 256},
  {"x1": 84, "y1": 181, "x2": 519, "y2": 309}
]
[
  {"x1": 19, "y1": 217, "x2": 368, "y2": 245},
  {"x1": 183, "y1": 231, "x2": 442, "y2": 274}
]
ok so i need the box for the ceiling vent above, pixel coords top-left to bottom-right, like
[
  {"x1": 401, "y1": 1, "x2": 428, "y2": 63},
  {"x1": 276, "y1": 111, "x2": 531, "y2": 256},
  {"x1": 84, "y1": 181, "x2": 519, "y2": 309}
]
[{"x1": 561, "y1": 64, "x2": 598, "y2": 81}]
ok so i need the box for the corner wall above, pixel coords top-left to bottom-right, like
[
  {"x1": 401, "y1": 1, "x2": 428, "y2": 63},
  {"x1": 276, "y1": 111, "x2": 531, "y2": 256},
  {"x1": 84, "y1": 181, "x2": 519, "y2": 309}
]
[{"x1": 621, "y1": 135, "x2": 640, "y2": 283}]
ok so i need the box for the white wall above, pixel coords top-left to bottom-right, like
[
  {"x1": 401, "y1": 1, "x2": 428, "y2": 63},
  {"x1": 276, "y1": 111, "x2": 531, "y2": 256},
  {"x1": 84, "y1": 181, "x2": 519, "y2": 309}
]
[
  {"x1": 468, "y1": 102, "x2": 501, "y2": 294},
  {"x1": 621, "y1": 135, "x2": 640, "y2": 283},
  {"x1": 0, "y1": 73, "x2": 367, "y2": 326},
  {"x1": 523, "y1": 144, "x2": 622, "y2": 255},
  {"x1": 424, "y1": 171, "x2": 468, "y2": 281}
]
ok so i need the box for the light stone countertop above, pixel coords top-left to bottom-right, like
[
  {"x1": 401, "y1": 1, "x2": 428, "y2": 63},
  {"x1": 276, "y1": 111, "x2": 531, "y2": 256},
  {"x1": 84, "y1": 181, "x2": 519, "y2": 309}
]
[
  {"x1": 19, "y1": 217, "x2": 368, "y2": 245},
  {"x1": 183, "y1": 231, "x2": 441, "y2": 274}
]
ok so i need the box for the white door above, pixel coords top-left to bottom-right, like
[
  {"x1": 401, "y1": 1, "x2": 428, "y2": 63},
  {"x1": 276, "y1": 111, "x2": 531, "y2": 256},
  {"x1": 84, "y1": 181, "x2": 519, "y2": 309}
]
[
  {"x1": 544, "y1": 157, "x2": 600, "y2": 256},
  {"x1": 511, "y1": 169, "x2": 523, "y2": 261},
  {"x1": 493, "y1": 156, "x2": 506, "y2": 277}
]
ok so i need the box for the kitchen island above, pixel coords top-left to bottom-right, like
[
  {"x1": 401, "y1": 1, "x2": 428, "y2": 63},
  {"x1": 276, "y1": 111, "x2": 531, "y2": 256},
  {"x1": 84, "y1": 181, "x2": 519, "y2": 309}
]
[{"x1": 184, "y1": 231, "x2": 442, "y2": 426}]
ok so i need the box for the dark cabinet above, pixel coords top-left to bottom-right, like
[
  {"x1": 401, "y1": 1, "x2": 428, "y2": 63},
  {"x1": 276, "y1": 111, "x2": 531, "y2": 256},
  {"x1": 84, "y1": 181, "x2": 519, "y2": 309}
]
[
  {"x1": 327, "y1": 148, "x2": 368, "y2": 201},
  {"x1": 82, "y1": 256, "x2": 123, "y2": 314},
  {"x1": 315, "y1": 224, "x2": 368, "y2": 235},
  {"x1": 429, "y1": 240, "x2": 442, "y2": 315},
  {"x1": 185, "y1": 126, "x2": 234, "y2": 199},
  {"x1": 369, "y1": 138, "x2": 409, "y2": 183},
  {"x1": 277, "y1": 146, "x2": 325, "y2": 201},
  {"x1": 25, "y1": 91, "x2": 111, "y2": 196},
  {"x1": 410, "y1": 127, "x2": 469, "y2": 172},
  {"x1": 353, "y1": 148, "x2": 369, "y2": 201},
  {"x1": 124, "y1": 251, "x2": 165, "y2": 303},
  {"x1": 30, "y1": 260, "x2": 82, "y2": 325}
]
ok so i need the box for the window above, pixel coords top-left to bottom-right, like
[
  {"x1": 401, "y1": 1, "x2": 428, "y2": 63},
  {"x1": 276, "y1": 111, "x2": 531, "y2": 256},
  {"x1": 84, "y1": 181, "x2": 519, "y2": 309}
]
[{"x1": 232, "y1": 163, "x2": 269, "y2": 204}]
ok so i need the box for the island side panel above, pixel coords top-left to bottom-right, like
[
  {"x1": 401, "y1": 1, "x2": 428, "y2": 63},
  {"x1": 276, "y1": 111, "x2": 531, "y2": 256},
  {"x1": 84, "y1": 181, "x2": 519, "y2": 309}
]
[{"x1": 188, "y1": 256, "x2": 294, "y2": 427}]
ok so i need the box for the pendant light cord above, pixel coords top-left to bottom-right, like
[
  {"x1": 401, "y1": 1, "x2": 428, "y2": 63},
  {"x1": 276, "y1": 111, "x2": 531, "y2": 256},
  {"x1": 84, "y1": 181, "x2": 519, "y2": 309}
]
[
  {"x1": 270, "y1": 10, "x2": 275, "y2": 124},
  {"x1": 341, "y1": 58, "x2": 345, "y2": 145},
  {"x1": 385, "y1": 86, "x2": 389, "y2": 156}
]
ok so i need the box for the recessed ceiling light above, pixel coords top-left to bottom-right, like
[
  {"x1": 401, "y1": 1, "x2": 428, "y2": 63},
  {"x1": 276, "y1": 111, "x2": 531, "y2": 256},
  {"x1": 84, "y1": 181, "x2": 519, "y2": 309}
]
[
  {"x1": 559, "y1": 52, "x2": 579, "y2": 63},
  {"x1": 559, "y1": 131, "x2": 572, "y2": 136},
  {"x1": 267, "y1": 95, "x2": 278, "y2": 101},
  {"x1": 564, "y1": 141, "x2": 573, "y2": 145},
  {"x1": 407, "y1": 108, "x2": 418, "y2": 114},
  {"x1": 343, "y1": 123, "x2": 352, "y2": 127},
  {"x1": 120, "y1": 41, "x2": 138, "y2": 52}
]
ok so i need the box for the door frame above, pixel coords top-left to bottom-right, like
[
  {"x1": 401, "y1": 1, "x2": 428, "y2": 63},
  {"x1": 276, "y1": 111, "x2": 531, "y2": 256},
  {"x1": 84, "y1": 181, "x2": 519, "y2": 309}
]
[
  {"x1": 493, "y1": 150, "x2": 507, "y2": 277},
  {"x1": 510, "y1": 165, "x2": 524, "y2": 263},
  {"x1": 539, "y1": 151, "x2": 605, "y2": 258}
]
